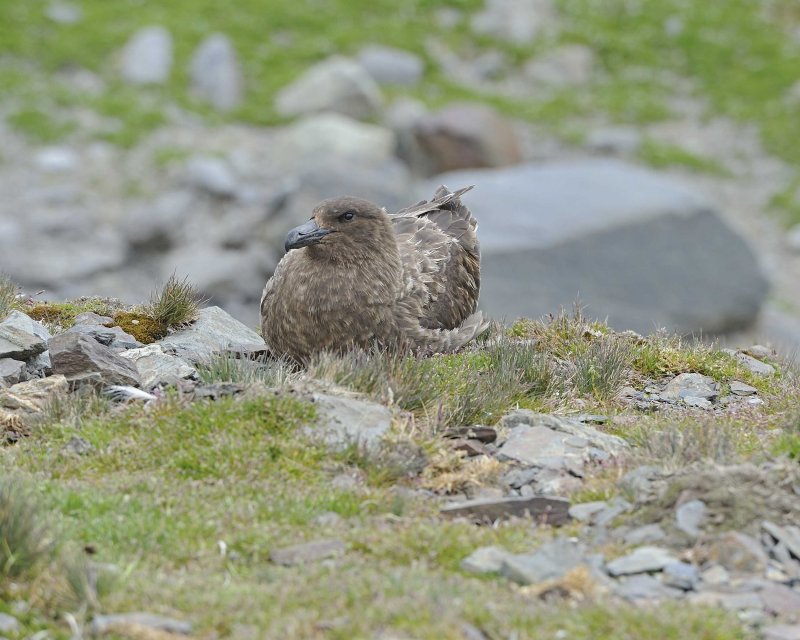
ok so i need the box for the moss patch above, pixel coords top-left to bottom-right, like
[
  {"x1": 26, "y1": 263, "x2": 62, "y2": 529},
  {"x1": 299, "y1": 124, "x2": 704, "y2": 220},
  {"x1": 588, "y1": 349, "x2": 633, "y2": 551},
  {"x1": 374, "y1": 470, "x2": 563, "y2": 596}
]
[
  {"x1": 24, "y1": 298, "x2": 123, "y2": 332},
  {"x1": 110, "y1": 311, "x2": 166, "y2": 344}
]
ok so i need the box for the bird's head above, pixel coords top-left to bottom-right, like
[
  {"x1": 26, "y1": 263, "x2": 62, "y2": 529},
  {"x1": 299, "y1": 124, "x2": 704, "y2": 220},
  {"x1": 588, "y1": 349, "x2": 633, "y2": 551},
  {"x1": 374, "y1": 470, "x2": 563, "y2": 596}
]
[{"x1": 284, "y1": 196, "x2": 395, "y2": 261}]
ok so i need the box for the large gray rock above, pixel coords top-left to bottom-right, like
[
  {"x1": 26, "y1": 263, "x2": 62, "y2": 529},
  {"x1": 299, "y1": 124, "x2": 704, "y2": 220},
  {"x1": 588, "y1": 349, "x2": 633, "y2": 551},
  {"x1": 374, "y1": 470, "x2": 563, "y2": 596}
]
[
  {"x1": 190, "y1": 33, "x2": 243, "y2": 112},
  {"x1": 49, "y1": 332, "x2": 141, "y2": 386},
  {"x1": 0, "y1": 314, "x2": 47, "y2": 361},
  {"x1": 275, "y1": 56, "x2": 383, "y2": 120},
  {"x1": 500, "y1": 538, "x2": 587, "y2": 585},
  {"x1": 423, "y1": 160, "x2": 769, "y2": 334},
  {"x1": 119, "y1": 344, "x2": 196, "y2": 389},
  {"x1": 0, "y1": 358, "x2": 26, "y2": 387},
  {"x1": 157, "y1": 306, "x2": 266, "y2": 363},
  {"x1": 119, "y1": 26, "x2": 173, "y2": 85},
  {"x1": 606, "y1": 546, "x2": 677, "y2": 576},
  {"x1": 307, "y1": 393, "x2": 393, "y2": 452},
  {"x1": 357, "y1": 45, "x2": 424, "y2": 86},
  {"x1": 471, "y1": 0, "x2": 557, "y2": 44}
]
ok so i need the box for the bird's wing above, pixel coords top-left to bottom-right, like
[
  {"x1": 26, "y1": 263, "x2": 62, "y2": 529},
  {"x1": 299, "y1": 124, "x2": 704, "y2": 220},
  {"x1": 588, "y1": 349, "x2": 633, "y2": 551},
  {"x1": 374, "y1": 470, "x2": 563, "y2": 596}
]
[{"x1": 390, "y1": 185, "x2": 481, "y2": 331}]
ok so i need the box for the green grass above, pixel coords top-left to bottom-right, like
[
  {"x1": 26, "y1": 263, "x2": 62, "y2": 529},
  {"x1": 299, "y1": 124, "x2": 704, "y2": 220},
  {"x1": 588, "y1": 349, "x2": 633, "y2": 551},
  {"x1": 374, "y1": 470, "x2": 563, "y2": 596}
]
[
  {"x1": 637, "y1": 138, "x2": 731, "y2": 175},
  {"x1": 6, "y1": 107, "x2": 77, "y2": 143}
]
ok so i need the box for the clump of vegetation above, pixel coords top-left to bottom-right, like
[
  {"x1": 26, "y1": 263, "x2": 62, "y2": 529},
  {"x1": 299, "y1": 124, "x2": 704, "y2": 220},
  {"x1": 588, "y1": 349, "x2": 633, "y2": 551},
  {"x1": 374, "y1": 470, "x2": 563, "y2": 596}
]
[
  {"x1": 196, "y1": 353, "x2": 298, "y2": 387},
  {"x1": 111, "y1": 310, "x2": 168, "y2": 343},
  {"x1": 0, "y1": 273, "x2": 17, "y2": 321},
  {"x1": 24, "y1": 297, "x2": 124, "y2": 333},
  {"x1": 773, "y1": 408, "x2": 800, "y2": 461},
  {"x1": 636, "y1": 139, "x2": 731, "y2": 176},
  {"x1": 0, "y1": 478, "x2": 55, "y2": 580},
  {"x1": 139, "y1": 274, "x2": 205, "y2": 341}
]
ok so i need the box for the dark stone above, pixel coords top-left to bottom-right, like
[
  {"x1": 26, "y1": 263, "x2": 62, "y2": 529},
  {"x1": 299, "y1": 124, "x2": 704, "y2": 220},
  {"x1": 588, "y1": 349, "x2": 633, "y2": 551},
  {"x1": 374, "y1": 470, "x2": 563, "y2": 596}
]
[
  {"x1": 48, "y1": 332, "x2": 140, "y2": 386},
  {"x1": 440, "y1": 495, "x2": 570, "y2": 526}
]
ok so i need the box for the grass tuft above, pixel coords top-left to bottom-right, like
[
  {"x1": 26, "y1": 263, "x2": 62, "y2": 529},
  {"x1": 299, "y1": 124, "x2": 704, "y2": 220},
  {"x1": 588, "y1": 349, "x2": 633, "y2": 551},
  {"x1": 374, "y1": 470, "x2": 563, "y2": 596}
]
[
  {"x1": 147, "y1": 273, "x2": 206, "y2": 331},
  {"x1": 0, "y1": 478, "x2": 56, "y2": 579},
  {"x1": 197, "y1": 353, "x2": 298, "y2": 386},
  {"x1": 0, "y1": 273, "x2": 18, "y2": 321}
]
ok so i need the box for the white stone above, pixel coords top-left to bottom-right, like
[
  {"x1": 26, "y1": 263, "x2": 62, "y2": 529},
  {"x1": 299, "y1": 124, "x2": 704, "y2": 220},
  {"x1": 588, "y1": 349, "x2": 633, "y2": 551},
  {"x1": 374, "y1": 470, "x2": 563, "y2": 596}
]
[
  {"x1": 190, "y1": 34, "x2": 243, "y2": 112},
  {"x1": 120, "y1": 26, "x2": 173, "y2": 85}
]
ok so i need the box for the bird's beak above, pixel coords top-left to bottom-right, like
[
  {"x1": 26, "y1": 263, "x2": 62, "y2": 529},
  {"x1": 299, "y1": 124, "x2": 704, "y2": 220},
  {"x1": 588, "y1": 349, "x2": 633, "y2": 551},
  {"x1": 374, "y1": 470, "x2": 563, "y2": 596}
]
[{"x1": 284, "y1": 219, "x2": 331, "y2": 251}]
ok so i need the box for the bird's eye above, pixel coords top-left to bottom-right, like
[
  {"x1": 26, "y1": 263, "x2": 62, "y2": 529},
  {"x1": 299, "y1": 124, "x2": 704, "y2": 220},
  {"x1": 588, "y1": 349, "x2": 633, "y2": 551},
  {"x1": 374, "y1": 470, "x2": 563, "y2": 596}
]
[{"x1": 339, "y1": 211, "x2": 355, "y2": 222}]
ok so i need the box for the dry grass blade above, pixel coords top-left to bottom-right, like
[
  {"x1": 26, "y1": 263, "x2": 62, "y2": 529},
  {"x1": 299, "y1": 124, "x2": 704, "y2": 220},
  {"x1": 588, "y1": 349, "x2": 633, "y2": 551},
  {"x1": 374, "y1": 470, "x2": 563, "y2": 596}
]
[
  {"x1": 197, "y1": 352, "x2": 299, "y2": 386},
  {"x1": 0, "y1": 273, "x2": 18, "y2": 321},
  {"x1": 147, "y1": 273, "x2": 206, "y2": 330}
]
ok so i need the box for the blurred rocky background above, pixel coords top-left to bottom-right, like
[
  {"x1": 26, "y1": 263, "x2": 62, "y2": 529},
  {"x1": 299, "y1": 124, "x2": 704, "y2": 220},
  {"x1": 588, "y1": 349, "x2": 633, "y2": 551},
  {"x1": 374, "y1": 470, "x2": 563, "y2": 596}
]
[{"x1": 1, "y1": 0, "x2": 799, "y2": 347}]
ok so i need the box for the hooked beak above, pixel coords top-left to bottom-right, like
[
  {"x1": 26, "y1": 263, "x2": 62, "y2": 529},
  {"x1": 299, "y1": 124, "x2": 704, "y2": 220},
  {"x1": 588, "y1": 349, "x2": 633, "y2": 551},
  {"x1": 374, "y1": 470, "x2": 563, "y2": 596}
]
[{"x1": 284, "y1": 218, "x2": 331, "y2": 251}]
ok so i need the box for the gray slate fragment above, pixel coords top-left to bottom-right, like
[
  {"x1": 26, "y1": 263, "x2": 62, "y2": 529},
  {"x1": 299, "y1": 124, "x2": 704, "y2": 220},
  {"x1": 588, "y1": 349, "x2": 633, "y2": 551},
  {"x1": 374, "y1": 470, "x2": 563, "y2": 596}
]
[
  {"x1": 119, "y1": 26, "x2": 173, "y2": 85},
  {"x1": 729, "y1": 380, "x2": 758, "y2": 396},
  {"x1": 2, "y1": 310, "x2": 52, "y2": 342},
  {"x1": 500, "y1": 538, "x2": 586, "y2": 585},
  {"x1": 763, "y1": 625, "x2": 800, "y2": 640},
  {"x1": 190, "y1": 33, "x2": 243, "y2": 111},
  {"x1": 661, "y1": 373, "x2": 718, "y2": 401},
  {"x1": 357, "y1": 45, "x2": 424, "y2": 86},
  {"x1": 707, "y1": 531, "x2": 769, "y2": 573},
  {"x1": 700, "y1": 564, "x2": 730, "y2": 586},
  {"x1": 92, "y1": 612, "x2": 191, "y2": 635},
  {"x1": 48, "y1": 332, "x2": 140, "y2": 386},
  {"x1": 158, "y1": 306, "x2": 266, "y2": 364},
  {"x1": 119, "y1": 344, "x2": 196, "y2": 389},
  {"x1": 675, "y1": 499, "x2": 707, "y2": 537},
  {"x1": 763, "y1": 522, "x2": 800, "y2": 561},
  {"x1": 66, "y1": 323, "x2": 142, "y2": 351},
  {"x1": 606, "y1": 546, "x2": 677, "y2": 576},
  {"x1": 309, "y1": 393, "x2": 393, "y2": 452},
  {"x1": 0, "y1": 613, "x2": 20, "y2": 634},
  {"x1": 440, "y1": 495, "x2": 570, "y2": 525},
  {"x1": 682, "y1": 396, "x2": 712, "y2": 409},
  {"x1": 269, "y1": 539, "x2": 346, "y2": 566},
  {"x1": 0, "y1": 323, "x2": 47, "y2": 361},
  {"x1": 615, "y1": 574, "x2": 684, "y2": 601},
  {"x1": 0, "y1": 358, "x2": 26, "y2": 386},
  {"x1": 623, "y1": 523, "x2": 666, "y2": 545},
  {"x1": 724, "y1": 349, "x2": 776, "y2": 376},
  {"x1": 568, "y1": 501, "x2": 607, "y2": 522},
  {"x1": 461, "y1": 545, "x2": 514, "y2": 574},
  {"x1": 74, "y1": 311, "x2": 114, "y2": 326},
  {"x1": 662, "y1": 561, "x2": 700, "y2": 591},
  {"x1": 760, "y1": 582, "x2": 800, "y2": 617},
  {"x1": 594, "y1": 497, "x2": 632, "y2": 528}
]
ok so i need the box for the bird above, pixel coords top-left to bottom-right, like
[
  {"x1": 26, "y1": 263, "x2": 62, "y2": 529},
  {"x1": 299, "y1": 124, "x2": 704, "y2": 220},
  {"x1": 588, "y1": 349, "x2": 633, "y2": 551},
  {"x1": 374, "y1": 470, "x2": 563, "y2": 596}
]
[{"x1": 260, "y1": 185, "x2": 487, "y2": 363}]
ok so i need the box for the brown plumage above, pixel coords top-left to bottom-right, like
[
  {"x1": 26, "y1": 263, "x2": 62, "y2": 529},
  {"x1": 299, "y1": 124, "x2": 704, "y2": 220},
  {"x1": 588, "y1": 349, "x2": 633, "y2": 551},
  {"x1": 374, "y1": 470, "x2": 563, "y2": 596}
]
[{"x1": 260, "y1": 185, "x2": 486, "y2": 363}]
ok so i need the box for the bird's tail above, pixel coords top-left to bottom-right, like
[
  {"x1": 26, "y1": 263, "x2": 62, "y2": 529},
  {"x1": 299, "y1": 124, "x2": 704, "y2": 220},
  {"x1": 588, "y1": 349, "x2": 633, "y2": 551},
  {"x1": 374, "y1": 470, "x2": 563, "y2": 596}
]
[{"x1": 410, "y1": 310, "x2": 490, "y2": 355}]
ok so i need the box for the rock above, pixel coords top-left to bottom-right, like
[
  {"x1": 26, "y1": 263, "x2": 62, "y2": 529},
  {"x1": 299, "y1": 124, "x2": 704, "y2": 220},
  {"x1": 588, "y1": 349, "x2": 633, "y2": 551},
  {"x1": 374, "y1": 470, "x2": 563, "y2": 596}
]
[
  {"x1": 763, "y1": 625, "x2": 800, "y2": 640},
  {"x1": 662, "y1": 561, "x2": 700, "y2": 590},
  {"x1": 500, "y1": 538, "x2": 587, "y2": 585},
  {"x1": 275, "y1": 55, "x2": 383, "y2": 120},
  {"x1": 0, "y1": 313, "x2": 48, "y2": 361},
  {"x1": 305, "y1": 393, "x2": 393, "y2": 452},
  {"x1": 119, "y1": 26, "x2": 173, "y2": 85},
  {"x1": 0, "y1": 376, "x2": 69, "y2": 434},
  {"x1": 66, "y1": 323, "x2": 141, "y2": 351},
  {"x1": 568, "y1": 501, "x2": 607, "y2": 522},
  {"x1": 470, "y1": 0, "x2": 557, "y2": 44},
  {"x1": 606, "y1": 546, "x2": 677, "y2": 576},
  {"x1": 440, "y1": 495, "x2": 570, "y2": 525},
  {"x1": 357, "y1": 45, "x2": 424, "y2": 86},
  {"x1": 0, "y1": 358, "x2": 26, "y2": 386},
  {"x1": 46, "y1": 2, "x2": 82, "y2": 24},
  {"x1": 730, "y1": 380, "x2": 758, "y2": 396},
  {"x1": 682, "y1": 396, "x2": 712, "y2": 409},
  {"x1": 703, "y1": 531, "x2": 769, "y2": 573},
  {"x1": 622, "y1": 523, "x2": 667, "y2": 545},
  {"x1": 409, "y1": 103, "x2": 521, "y2": 176},
  {"x1": 743, "y1": 344, "x2": 771, "y2": 359},
  {"x1": 273, "y1": 114, "x2": 396, "y2": 171},
  {"x1": 760, "y1": 582, "x2": 800, "y2": 617},
  {"x1": 269, "y1": 539, "x2": 346, "y2": 566},
  {"x1": 615, "y1": 574, "x2": 683, "y2": 601},
  {"x1": 91, "y1": 612, "x2": 192, "y2": 636},
  {"x1": 524, "y1": 45, "x2": 595, "y2": 87},
  {"x1": 48, "y1": 333, "x2": 140, "y2": 386},
  {"x1": 661, "y1": 373, "x2": 718, "y2": 402},
  {"x1": 34, "y1": 146, "x2": 79, "y2": 172},
  {"x1": 690, "y1": 590, "x2": 762, "y2": 611},
  {"x1": 675, "y1": 499, "x2": 707, "y2": 537},
  {"x1": 593, "y1": 497, "x2": 632, "y2": 528},
  {"x1": 158, "y1": 306, "x2": 266, "y2": 364},
  {"x1": 190, "y1": 34, "x2": 243, "y2": 112},
  {"x1": 422, "y1": 160, "x2": 768, "y2": 334},
  {"x1": 0, "y1": 613, "x2": 20, "y2": 635},
  {"x1": 763, "y1": 522, "x2": 800, "y2": 560},
  {"x1": 497, "y1": 411, "x2": 628, "y2": 473},
  {"x1": 461, "y1": 545, "x2": 514, "y2": 574},
  {"x1": 727, "y1": 350, "x2": 776, "y2": 376},
  {"x1": 184, "y1": 156, "x2": 237, "y2": 198},
  {"x1": 74, "y1": 312, "x2": 114, "y2": 326},
  {"x1": 700, "y1": 564, "x2": 730, "y2": 586},
  {"x1": 119, "y1": 344, "x2": 196, "y2": 389}
]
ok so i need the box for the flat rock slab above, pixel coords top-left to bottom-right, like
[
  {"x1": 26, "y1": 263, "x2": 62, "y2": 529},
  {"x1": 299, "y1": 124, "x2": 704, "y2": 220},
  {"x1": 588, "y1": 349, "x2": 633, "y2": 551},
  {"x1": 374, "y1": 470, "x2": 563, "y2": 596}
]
[
  {"x1": 763, "y1": 625, "x2": 800, "y2": 640},
  {"x1": 0, "y1": 358, "x2": 26, "y2": 387},
  {"x1": 0, "y1": 375, "x2": 69, "y2": 416},
  {"x1": 675, "y1": 498, "x2": 707, "y2": 537},
  {"x1": 500, "y1": 538, "x2": 587, "y2": 585},
  {"x1": 763, "y1": 522, "x2": 800, "y2": 560},
  {"x1": 0, "y1": 322, "x2": 46, "y2": 360},
  {"x1": 91, "y1": 612, "x2": 192, "y2": 636},
  {"x1": 158, "y1": 306, "x2": 266, "y2": 364},
  {"x1": 661, "y1": 373, "x2": 718, "y2": 401},
  {"x1": 461, "y1": 545, "x2": 514, "y2": 574},
  {"x1": 615, "y1": 574, "x2": 684, "y2": 601},
  {"x1": 49, "y1": 332, "x2": 140, "y2": 386},
  {"x1": 422, "y1": 159, "x2": 768, "y2": 334},
  {"x1": 66, "y1": 323, "x2": 141, "y2": 351},
  {"x1": 120, "y1": 344, "x2": 196, "y2": 389},
  {"x1": 269, "y1": 539, "x2": 346, "y2": 566},
  {"x1": 730, "y1": 380, "x2": 758, "y2": 396},
  {"x1": 606, "y1": 546, "x2": 677, "y2": 576},
  {"x1": 440, "y1": 495, "x2": 570, "y2": 526},
  {"x1": 307, "y1": 392, "x2": 393, "y2": 452}
]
